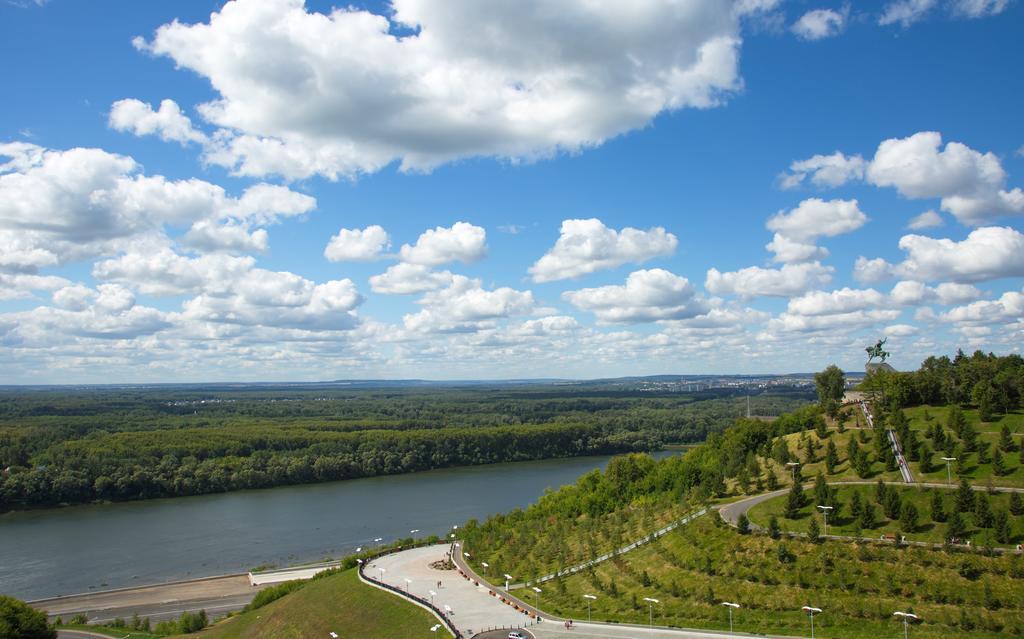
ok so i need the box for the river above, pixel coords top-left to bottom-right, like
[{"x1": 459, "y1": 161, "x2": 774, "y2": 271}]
[{"x1": 0, "y1": 452, "x2": 673, "y2": 601}]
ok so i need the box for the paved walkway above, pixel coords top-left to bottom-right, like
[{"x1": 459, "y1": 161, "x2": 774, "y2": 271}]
[{"x1": 368, "y1": 544, "x2": 535, "y2": 637}]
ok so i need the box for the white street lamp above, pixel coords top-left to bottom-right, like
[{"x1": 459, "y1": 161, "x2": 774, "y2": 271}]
[
  {"x1": 443, "y1": 604, "x2": 452, "y2": 616},
  {"x1": 643, "y1": 597, "x2": 660, "y2": 628},
  {"x1": 721, "y1": 601, "x2": 740, "y2": 632},
  {"x1": 583, "y1": 594, "x2": 597, "y2": 622},
  {"x1": 355, "y1": 547, "x2": 362, "y2": 553},
  {"x1": 531, "y1": 586, "x2": 542, "y2": 608},
  {"x1": 378, "y1": 567, "x2": 386, "y2": 581},
  {"x1": 410, "y1": 529, "x2": 420, "y2": 535},
  {"x1": 464, "y1": 552, "x2": 470, "y2": 558},
  {"x1": 802, "y1": 606, "x2": 822, "y2": 639},
  {"x1": 504, "y1": 573, "x2": 514, "y2": 590},
  {"x1": 941, "y1": 457, "x2": 957, "y2": 487},
  {"x1": 373, "y1": 537, "x2": 383, "y2": 543},
  {"x1": 481, "y1": 562, "x2": 489, "y2": 569},
  {"x1": 817, "y1": 505, "x2": 833, "y2": 537},
  {"x1": 786, "y1": 461, "x2": 800, "y2": 483},
  {"x1": 893, "y1": 611, "x2": 919, "y2": 639},
  {"x1": 428, "y1": 589, "x2": 437, "y2": 606},
  {"x1": 404, "y1": 578, "x2": 413, "y2": 592},
  {"x1": 430, "y1": 624, "x2": 442, "y2": 635}
]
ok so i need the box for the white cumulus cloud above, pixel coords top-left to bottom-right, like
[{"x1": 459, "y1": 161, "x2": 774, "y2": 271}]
[
  {"x1": 399, "y1": 222, "x2": 487, "y2": 267},
  {"x1": 907, "y1": 210, "x2": 944, "y2": 230},
  {"x1": 879, "y1": 0, "x2": 937, "y2": 27},
  {"x1": 368, "y1": 263, "x2": 454, "y2": 295},
  {"x1": 529, "y1": 219, "x2": 678, "y2": 282},
  {"x1": 563, "y1": 269, "x2": 708, "y2": 324},
  {"x1": 109, "y1": 98, "x2": 207, "y2": 145},
  {"x1": 706, "y1": 261, "x2": 834, "y2": 298},
  {"x1": 132, "y1": 0, "x2": 745, "y2": 179},
  {"x1": 779, "y1": 151, "x2": 866, "y2": 189},
  {"x1": 791, "y1": 8, "x2": 847, "y2": 40},
  {"x1": 325, "y1": 225, "x2": 391, "y2": 262},
  {"x1": 764, "y1": 198, "x2": 868, "y2": 263}
]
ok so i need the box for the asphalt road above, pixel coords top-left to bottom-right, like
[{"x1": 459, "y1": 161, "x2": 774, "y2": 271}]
[{"x1": 33, "y1": 574, "x2": 262, "y2": 625}]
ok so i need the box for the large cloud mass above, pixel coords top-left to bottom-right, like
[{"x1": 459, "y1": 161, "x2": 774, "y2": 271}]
[{"x1": 132, "y1": 0, "x2": 744, "y2": 179}]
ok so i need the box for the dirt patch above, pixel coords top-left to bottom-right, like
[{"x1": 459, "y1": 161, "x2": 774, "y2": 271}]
[{"x1": 429, "y1": 558, "x2": 455, "y2": 571}]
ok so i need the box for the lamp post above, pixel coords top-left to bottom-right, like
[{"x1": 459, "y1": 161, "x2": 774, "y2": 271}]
[
  {"x1": 721, "y1": 602, "x2": 739, "y2": 632},
  {"x1": 410, "y1": 529, "x2": 420, "y2": 536},
  {"x1": 893, "y1": 611, "x2": 919, "y2": 639},
  {"x1": 404, "y1": 578, "x2": 413, "y2": 592},
  {"x1": 583, "y1": 594, "x2": 597, "y2": 622},
  {"x1": 428, "y1": 589, "x2": 437, "y2": 606},
  {"x1": 378, "y1": 566, "x2": 386, "y2": 582},
  {"x1": 504, "y1": 574, "x2": 513, "y2": 590},
  {"x1": 802, "y1": 606, "x2": 822, "y2": 639},
  {"x1": 643, "y1": 597, "x2": 659, "y2": 628},
  {"x1": 531, "y1": 586, "x2": 542, "y2": 608},
  {"x1": 786, "y1": 461, "x2": 801, "y2": 483},
  {"x1": 817, "y1": 505, "x2": 833, "y2": 537},
  {"x1": 481, "y1": 562, "x2": 489, "y2": 570},
  {"x1": 941, "y1": 457, "x2": 956, "y2": 487},
  {"x1": 430, "y1": 623, "x2": 442, "y2": 636}
]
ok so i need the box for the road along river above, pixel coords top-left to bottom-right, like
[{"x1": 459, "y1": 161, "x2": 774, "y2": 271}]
[{"x1": 1, "y1": 451, "x2": 673, "y2": 602}]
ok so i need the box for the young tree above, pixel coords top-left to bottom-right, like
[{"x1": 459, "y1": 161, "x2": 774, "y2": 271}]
[
  {"x1": 785, "y1": 479, "x2": 805, "y2": 519},
  {"x1": 854, "y1": 451, "x2": 871, "y2": 478},
  {"x1": 875, "y1": 478, "x2": 888, "y2": 505},
  {"x1": 947, "y1": 405, "x2": 967, "y2": 438},
  {"x1": 808, "y1": 515, "x2": 821, "y2": 542},
  {"x1": 976, "y1": 442, "x2": 990, "y2": 465},
  {"x1": 849, "y1": 490, "x2": 864, "y2": 523},
  {"x1": 930, "y1": 490, "x2": 947, "y2": 522},
  {"x1": 737, "y1": 513, "x2": 751, "y2": 535},
  {"x1": 803, "y1": 435, "x2": 816, "y2": 464},
  {"x1": 992, "y1": 448, "x2": 1007, "y2": 476},
  {"x1": 1010, "y1": 491, "x2": 1023, "y2": 517},
  {"x1": 955, "y1": 478, "x2": 975, "y2": 513},
  {"x1": 859, "y1": 501, "x2": 876, "y2": 530},
  {"x1": 999, "y1": 424, "x2": 1014, "y2": 452},
  {"x1": 900, "y1": 501, "x2": 919, "y2": 534},
  {"x1": 993, "y1": 510, "x2": 1011, "y2": 544},
  {"x1": 814, "y1": 472, "x2": 832, "y2": 507},
  {"x1": 768, "y1": 515, "x2": 781, "y2": 539},
  {"x1": 766, "y1": 468, "x2": 779, "y2": 491},
  {"x1": 974, "y1": 492, "x2": 993, "y2": 529},
  {"x1": 918, "y1": 442, "x2": 933, "y2": 474},
  {"x1": 825, "y1": 439, "x2": 839, "y2": 475},
  {"x1": 946, "y1": 511, "x2": 967, "y2": 541},
  {"x1": 884, "y1": 489, "x2": 903, "y2": 520}
]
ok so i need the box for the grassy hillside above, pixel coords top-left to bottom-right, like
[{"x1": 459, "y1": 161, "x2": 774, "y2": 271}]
[
  {"x1": 748, "y1": 483, "x2": 1024, "y2": 547},
  {"x1": 180, "y1": 569, "x2": 452, "y2": 639},
  {"x1": 537, "y1": 515, "x2": 1024, "y2": 638}
]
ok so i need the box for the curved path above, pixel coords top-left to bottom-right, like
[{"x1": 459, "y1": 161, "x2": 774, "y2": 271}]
[{"x1": 719, "y1": 480, "x2": 1024, "y2": 550}]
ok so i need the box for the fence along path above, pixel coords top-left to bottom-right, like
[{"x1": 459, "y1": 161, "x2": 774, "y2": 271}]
[{"x1": 526, "y1": 508, "x2": 708, "y2": 587}]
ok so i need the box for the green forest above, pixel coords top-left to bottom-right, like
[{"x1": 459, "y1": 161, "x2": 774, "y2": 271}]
[{"x1": 0, "y1": 383, "x2": 808, "y2": 511}]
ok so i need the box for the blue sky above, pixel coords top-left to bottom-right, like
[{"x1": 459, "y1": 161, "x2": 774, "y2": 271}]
[{"x1": 1, "y1": 0, "x2": 1022, "y2": 382}]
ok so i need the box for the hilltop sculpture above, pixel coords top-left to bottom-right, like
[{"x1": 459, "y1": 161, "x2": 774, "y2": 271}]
[{"x1": 865, "y1": 338, "x2": 890, "y2": 364}]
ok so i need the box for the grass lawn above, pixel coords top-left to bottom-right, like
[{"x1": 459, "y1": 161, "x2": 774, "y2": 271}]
[
  {"x1": 904, "y1": 405, "x2": 1024, "y2": 488},
  {"x1": 747, "y1": 484, "x2": 1024, "y2": 547},
  {"x1": 178, "y1": 568, "x2": 452, "y2": 639},
  {"x1": 535, "y1": 514, "x2": 1024, "y2": 638}
]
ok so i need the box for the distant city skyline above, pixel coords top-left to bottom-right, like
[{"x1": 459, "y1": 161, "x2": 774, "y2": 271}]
[{"x1": 1, "y1": 0, "x2": 1022, "y2": 383}]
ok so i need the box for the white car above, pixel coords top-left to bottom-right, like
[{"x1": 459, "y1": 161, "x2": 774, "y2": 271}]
[{"x1": 508, "y1": 632, "x2": 525, "y2": 639}]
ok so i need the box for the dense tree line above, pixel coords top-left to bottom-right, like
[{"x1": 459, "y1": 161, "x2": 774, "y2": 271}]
[
  {"x1": 862, "y1": 350, "x2": 1024, "y2": 416},
  {"x1": 0, "y1": 385, "x2": 811, "y2": 511}
]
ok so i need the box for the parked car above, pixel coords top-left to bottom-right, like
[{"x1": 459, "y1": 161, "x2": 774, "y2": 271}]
[{"x1": 508, "y1": 632, "x2": 525, "y2": 639}]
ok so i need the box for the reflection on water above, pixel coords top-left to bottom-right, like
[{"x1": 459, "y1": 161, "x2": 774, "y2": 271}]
[{"x1": 0, "y1": 451, "x2": 673, "y2": 600}]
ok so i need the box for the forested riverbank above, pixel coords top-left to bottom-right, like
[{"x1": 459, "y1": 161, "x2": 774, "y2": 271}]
[{"x1": 0, "y1": 383, "x2": 810, "y2": 511}]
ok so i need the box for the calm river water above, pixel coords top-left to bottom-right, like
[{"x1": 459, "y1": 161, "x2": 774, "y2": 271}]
[{"x1": 0, "y1": 452, "x2": 672, "y2": 601}]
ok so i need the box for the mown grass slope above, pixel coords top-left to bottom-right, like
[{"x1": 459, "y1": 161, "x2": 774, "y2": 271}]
[{"x1": 181, "y1": 569, "x2": 451, "y2": 639}]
